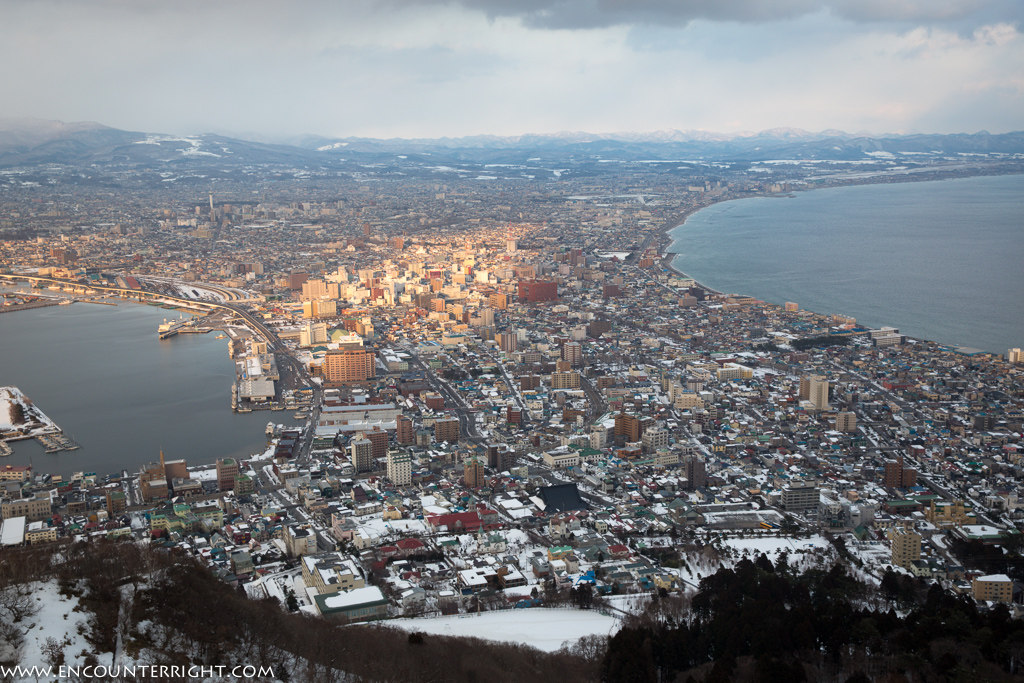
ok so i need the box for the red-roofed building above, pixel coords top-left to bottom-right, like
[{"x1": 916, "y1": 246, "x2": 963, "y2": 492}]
[
  {"x1": 396, "y1": 538, "x2": 426, "y2": 556},
  {"x1": 426, "y1": 509, "x2": 500, "y2": 533},
  {"x1": 608, "y1": 544, "x2": 631, "y2": 560}
]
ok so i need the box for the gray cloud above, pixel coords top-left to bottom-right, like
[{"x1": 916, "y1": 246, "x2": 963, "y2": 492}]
[{"x1": 408, "y1": 0, "x2": 1021, "y2": 30}]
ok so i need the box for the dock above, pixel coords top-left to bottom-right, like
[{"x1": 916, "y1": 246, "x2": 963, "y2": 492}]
[{"x1": 34, "y1": 431, "x2": 80, "y2": 453}]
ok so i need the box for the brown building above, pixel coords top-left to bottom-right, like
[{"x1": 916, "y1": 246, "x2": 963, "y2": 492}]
[
  {"x1": 518, "y1": 280, "x2": 558, "y2": 303},
  {"x1": 365, "y1": 427, "x2": 389, "y2": 461},
  {"x1": 498, "y1": 331, "x2": 519, "y2": 353},
  {"x1": 216, "y1": 458, "x2": 239, "y2": 492},
  {"x1": 835, "y1": 412, "x2": 857, "y2": 433},
  {"x1": 614, "y1": 412, "x2": 644, "y2": 442},
  {"x1": 235, "y1": 473, "x2": 256, "y2": 496},
  {"x1": 396, "y1": 415, "x2": 415, "y2": 445},
  {"x1": 289, "y1": 271, "x2": 309, "y2": 290},
  {"x1": 434, "y1": 417, "x2": 460, "y2": 443},
  {"x1": 519, "y1": 374, "x2": 541, "y2": 391},
  {"x1": 105, "y1": 489, "x2": 127, "y2": 515},
  {"x1": 488, "y1": 292, "x2": 507, "y2": 310},
  {"x1": 164, "y1": 459, "x2": 188, "y2": 481},
  {"x1": 423, "y1": 391, "x2": 445, "y2": 411},
  {"x1": 323, "y1": 345, "x2": 376, "y2": 384},
  {"x1": 464, "y1": 457, "x2": 486, "y2": 489},
  {"x1": 562, "y1": 342, "x2": 582, "y2": 366},
  {"x1": 551, "y1": 371, "x2": 581, "y2": 389},
  {"x1": 884, "y1": 455, "x2": 917, "y2": 489}
]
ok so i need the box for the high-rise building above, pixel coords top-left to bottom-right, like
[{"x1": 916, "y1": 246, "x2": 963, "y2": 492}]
[
  {"x1": 888, "y1": 523, "x2": 921, "y2": 569},
  {"x1": 350, "y1": 437, "x2": 374, "y2": 473},
  {"x1": 106, "y1": 489, "x2": 127, "y2": 515},
  {"x1": 396, "y1": 415, "x2": 415, "y2": 445},
  {"x1": 323, "y1": 345, "x2": 376, "y2": 383},
  {"x1": 805, "y1": 375, "x2": 829, "y2": 410},
  {"x1": 781, "y1": 480, "x2": 819, "y2": 511},
  {"x1": 464, "y1": 456, "x2": 485, "y2": 489},
  {"x1": 289, "y1": 271, "x2": 309, "y2": 290},
  {"x1": 387, "y1": 450, "x2": 412, "y2": 487},
  {"x1": 216, "y1": 458, "x2": 238, "y2": 492},
  {"x1": 562, "y1": 341, "x2": 582, "y2": 366},
  {"x1": 300, "y1": 322, "x2": 329, "y2": 347},
  {"x1": 614, "y1": 413, "x2": 643, "y2": 442},
  {"x1": 489, "y1": 292, "x2": 507, "y2": 310},
  {"x1": 1009, "y1": 348, "x2": 1024, "y2": 365},
  {"x1": 301, "y1": 279, "x2": 329, "y2": 301},
  {"x1": 685, "y1": 455, "x2": 707, "y2": 489},
  {"x1": 434, "y1": 417, "x2": 460, "y2": 443},
  {"x1": 835, "y1": 411, "x2": 857, "y2": 433},
  {"x1": 498, "y1": 331, "x2": 518, "y2": 353},
  {"x1": 884, "y1": 455, "x2": 917, "y2": 489},
  {"x1": 365, "y1": 427, "x2": 389, "y2": 461},
  {"x1": 551, "y1": 371, "x2": 581, "y2": 389}
]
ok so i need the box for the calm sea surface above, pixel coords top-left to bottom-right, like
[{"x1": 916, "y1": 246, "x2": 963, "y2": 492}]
[
  {"x1": 668, "y1": 174, "x2": 1024, "y2": 354},
  {"x1": 0, "y1": 300, "x2": 295, "y2": 477}
]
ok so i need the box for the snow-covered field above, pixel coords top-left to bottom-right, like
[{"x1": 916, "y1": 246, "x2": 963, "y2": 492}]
[
  {"x1": 382, "y1": 608, "x2": 619, "y2": 651},
  {"x1": 720, "y1": 534, "x2": 832, "y2": 560},
  {"x1": 7, "y1": 581, "x2": 92, "y2": 676}
]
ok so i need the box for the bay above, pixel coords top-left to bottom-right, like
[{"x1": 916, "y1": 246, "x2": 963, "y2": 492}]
[
  {"x1": 0, "y1": 300, "x2": 292, "y2": 478},
  {"x1": 668, "y1": 174, "x2": 1024, "y2": 354}
]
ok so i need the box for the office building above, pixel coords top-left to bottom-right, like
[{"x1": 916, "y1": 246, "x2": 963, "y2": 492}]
[{"x1": 781, "y1": 481, "x2": 819, "y2": 512}]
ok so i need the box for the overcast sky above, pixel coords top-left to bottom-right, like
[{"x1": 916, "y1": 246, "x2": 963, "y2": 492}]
[{"x1": 1, "y1": 0, "x2": 1022, "y2": 139}]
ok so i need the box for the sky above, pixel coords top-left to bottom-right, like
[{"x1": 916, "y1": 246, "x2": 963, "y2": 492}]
[{"x1": 1, "y1": 0, "x2": 1022, "y2": 140}]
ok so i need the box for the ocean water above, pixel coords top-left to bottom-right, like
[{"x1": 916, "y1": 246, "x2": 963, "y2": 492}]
[
  {"x1": 668, "y1": 174, "x2": 1024, "y2": 354},
  {"x1": 0, "y1": 301, "x2": 297, "y2": 477}
]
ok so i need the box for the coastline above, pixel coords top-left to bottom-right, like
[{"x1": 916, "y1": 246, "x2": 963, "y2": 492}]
[{"x1": 651, "y1": 167, "x2": 1024, "y2": 301}]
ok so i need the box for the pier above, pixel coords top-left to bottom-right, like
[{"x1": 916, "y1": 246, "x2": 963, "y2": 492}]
[{"x1": 35, "y1": 431, "x2": 80, "y2": 453}]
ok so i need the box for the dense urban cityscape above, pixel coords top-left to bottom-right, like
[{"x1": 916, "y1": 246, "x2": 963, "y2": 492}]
[{"x1": 1, "y1": 140, "x2": 1024, "y2": 681}]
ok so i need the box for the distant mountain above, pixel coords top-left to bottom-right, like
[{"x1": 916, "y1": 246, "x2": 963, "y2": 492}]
[{"x1": 0, "y1": 119, "x2": 1022, "y2": 169}]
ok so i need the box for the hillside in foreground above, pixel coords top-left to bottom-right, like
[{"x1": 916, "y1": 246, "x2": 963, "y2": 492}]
[{"x1": 3, "y1": 541, "x2": 1024, "y2": 682}]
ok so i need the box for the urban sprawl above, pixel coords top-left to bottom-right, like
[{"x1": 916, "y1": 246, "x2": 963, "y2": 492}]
[{"x1": 2, "y1": 159, "x2": 1024, "y2": 623}]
